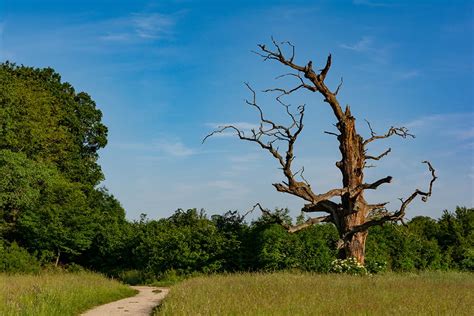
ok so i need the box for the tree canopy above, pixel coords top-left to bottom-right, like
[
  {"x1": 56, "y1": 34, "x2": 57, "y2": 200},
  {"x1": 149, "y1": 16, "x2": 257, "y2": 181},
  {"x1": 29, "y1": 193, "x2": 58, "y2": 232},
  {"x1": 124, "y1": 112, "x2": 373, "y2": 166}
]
[{"x1": 0, "y1": 62, "x2": 121, "y2": 265}]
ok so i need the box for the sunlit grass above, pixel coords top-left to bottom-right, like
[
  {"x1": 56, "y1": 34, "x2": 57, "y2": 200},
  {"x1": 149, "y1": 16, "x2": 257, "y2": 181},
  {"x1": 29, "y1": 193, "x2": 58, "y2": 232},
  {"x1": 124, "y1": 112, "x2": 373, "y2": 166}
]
[
  {"x1": 158, "y1": 271, "x2": 474, "y2": 315},
  {"x1": 0, "y1": 271, "x2": 136, "y2": 316}
]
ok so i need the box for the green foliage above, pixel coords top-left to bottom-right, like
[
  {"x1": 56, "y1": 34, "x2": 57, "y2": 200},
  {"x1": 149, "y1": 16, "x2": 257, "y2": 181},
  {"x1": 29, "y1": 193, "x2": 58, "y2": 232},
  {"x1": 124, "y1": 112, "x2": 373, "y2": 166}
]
[
  {"x1": 366, "y1": 223, "x2": 443, "y2": 271},
  {"x1": 437, "y1": 207, "x2": 474, "y2": 270},
  {"x1": 365, "y1": 258, "x2": 387, "y2": 274},
  {"x1": 0, "y1": 62, "x2": 115, "y2": 267},
  {"x1": 0, "y1": 61, "x2": 471, "y2": 279},
  {"x1": 131, "y1": 209, "x2": 230, "y2": 277},
  {"x1": 0, "y1": 241, "x2": 41, "y2": 273},
  {"x1": 0, "y1": 62, "x2": 107, "y2": 186},
  {"x1": 0, "y1": 150, "x2": 95, "y2": 262}
]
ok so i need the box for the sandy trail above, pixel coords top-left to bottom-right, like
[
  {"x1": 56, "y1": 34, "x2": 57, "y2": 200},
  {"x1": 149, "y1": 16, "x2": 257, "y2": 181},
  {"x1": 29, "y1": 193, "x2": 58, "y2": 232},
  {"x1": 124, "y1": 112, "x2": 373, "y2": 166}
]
[{"x1": 80, "y1": 286, "x2": 169, "y2": 316}]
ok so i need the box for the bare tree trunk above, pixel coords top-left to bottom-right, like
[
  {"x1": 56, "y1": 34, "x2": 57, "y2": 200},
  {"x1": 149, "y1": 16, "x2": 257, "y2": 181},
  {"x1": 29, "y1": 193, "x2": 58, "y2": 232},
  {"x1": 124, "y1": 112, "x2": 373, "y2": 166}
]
[
  {"x1": 336, "y1": 107, "x2": 369, "y2": 263},
  {"x1": 205, "y1": 39, "x2": 437, "y2": 267},
  {"x1": 55, "y1": 249, "x2": 61, "y2": 267}
]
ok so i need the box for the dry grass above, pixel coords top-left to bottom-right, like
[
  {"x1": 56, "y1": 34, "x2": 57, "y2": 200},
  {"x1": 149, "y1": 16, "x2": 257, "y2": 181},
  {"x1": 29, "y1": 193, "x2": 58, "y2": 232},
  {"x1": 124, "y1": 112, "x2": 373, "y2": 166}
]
[
  {"x1": 158, "y1": 272, "x2": 474, "y2": 315},
  {"x1": 0, "y1": 271, "x2": 136, "y2": 316}
]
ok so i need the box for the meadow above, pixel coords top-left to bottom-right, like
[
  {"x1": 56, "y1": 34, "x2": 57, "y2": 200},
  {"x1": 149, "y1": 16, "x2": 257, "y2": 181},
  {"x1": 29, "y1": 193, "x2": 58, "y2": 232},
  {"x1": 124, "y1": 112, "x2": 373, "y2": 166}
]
[
  {"x1": 0, "y1": 271, "x2": 136, "y2": 316},
  {"x1": 157, "y1": 272, "x2": 474, "y2": 315}
]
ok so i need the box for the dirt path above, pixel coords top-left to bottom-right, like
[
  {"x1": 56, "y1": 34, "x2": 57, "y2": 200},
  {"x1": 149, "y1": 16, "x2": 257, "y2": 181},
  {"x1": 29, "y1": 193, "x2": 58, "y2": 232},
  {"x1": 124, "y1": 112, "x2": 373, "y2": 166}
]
[{"x1": 81, "y1": 286, "x2": 169, "y2": 316}]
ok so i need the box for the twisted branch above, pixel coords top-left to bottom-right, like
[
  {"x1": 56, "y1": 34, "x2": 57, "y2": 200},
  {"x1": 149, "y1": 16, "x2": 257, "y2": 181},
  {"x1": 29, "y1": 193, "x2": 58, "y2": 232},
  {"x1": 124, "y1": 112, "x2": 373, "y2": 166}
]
[
  {"x1": 364, "y1": 120, "x2": 415, "y2": 146},
  {"x1": 251, "y1": 203, "x2": 332, "y2": 233},
  {"x1": 343, "y1": 161, "x2": 437, "y2": 239}
]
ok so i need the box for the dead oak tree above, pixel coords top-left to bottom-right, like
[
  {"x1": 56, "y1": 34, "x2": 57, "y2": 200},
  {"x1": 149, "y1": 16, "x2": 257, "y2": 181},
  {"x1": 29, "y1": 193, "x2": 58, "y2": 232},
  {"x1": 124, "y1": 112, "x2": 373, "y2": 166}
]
[{"x1": 204, "y1": 39, "x2": 437, "y2": 265}]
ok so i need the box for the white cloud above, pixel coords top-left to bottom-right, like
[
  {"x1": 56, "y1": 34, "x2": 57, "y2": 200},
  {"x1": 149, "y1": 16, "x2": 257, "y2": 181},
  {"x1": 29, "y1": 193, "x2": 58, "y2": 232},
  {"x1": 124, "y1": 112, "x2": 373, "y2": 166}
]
[
  {"x1": 404, "y1": 113, "x2": 473, "y2": 129},
  {"x1": 397, "y1": 69, "x2": 421, "y2": 80},
  {"x1": 339, "y1": 36, "x2": 394, "y2": 64},
  {"x1": 96, "y1": 12, "x2": 178, "y2": 44},
  {"x1": 159, "y1": 140, "x2": 196, "y2": 157},
  {"x1": 339, "y1": 36, "x2": 373, "y2": 52},
  {"x1": 111, "y1": 138, "x2": 196, "y2": 158},
  {"x1": 132, "y1": 13, "x2": 176, "y2": 39}
]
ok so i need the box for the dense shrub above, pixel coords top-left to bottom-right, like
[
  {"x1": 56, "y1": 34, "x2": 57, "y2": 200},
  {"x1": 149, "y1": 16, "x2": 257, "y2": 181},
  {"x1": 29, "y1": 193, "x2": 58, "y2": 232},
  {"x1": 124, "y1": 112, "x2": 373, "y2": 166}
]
[{"x1": 0, "y1": 241, "x2": 41, "y2": 273}]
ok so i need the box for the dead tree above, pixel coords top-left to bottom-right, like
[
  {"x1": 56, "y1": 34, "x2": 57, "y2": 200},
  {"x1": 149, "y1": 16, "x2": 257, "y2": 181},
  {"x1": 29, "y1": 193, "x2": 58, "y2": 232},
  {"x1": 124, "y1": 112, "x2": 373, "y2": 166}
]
[{"x1": 204, "y1": 39, "x2": 436, "y2": 264}]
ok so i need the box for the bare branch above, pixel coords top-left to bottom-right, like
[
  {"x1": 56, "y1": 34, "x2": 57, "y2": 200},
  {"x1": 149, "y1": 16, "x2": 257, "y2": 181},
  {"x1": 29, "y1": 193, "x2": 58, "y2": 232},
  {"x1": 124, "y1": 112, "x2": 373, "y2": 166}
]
[
  {"x1": 343, "y1": 161, "x2": 437, "y2": 239},
  {"x1": 334, "y1": 77, "x2": 343, "y2": 96},
  {"x1": 319, "y1": 54, "x2": 332, "y2": 81},
  {"x1": 302, "y1": 200, "x2": 341, "y2": 214},
  {"x1": 364, "y1": 124, "x2": 415, "y2": 146},
  {"x1": 324, "y1": 131, "x2": 340, "y2": 137},
  {"x1": 252, "y1": 203, "x2": 332, "y2": 233},
  {"x1": 354, "y1": 176, "x2": 392, "y2": 194},
  {"x1": 255, "y1": 38, "x2": 345, "y2": 121},
  {"x1": 365, "y1": 148, "x2": 392, "y2": 161}
]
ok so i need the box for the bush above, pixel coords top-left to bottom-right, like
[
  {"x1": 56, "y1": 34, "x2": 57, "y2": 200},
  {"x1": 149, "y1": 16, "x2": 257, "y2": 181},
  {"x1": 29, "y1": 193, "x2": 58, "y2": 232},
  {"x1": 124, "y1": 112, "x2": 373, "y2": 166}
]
[
  {"x1": 365, "y1": 258, "x2": 387, "y2": 274},
  {"x1": 330, "y1": 258, "x2": 369, "y2": 275},
  {"x1": 0, "y1": 241, "x2": 41, "y2": 273},
  {"x1": 118, "y1": 269, "x2": 146, "y2": 285}
]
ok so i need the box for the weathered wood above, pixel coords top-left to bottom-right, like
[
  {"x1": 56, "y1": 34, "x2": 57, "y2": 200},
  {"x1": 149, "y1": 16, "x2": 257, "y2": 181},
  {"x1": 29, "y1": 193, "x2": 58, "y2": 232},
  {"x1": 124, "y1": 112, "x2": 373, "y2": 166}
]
[{"x1": 205, "y1": 40, "x2": 436, "y2": 265}]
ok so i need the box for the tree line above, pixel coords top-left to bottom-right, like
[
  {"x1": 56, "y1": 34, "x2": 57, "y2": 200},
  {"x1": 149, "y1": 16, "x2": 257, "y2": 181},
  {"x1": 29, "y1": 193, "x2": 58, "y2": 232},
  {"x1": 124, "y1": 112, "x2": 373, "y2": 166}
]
[{"x1": 0, "y1": 63, "x2": 472, "y2": 279}]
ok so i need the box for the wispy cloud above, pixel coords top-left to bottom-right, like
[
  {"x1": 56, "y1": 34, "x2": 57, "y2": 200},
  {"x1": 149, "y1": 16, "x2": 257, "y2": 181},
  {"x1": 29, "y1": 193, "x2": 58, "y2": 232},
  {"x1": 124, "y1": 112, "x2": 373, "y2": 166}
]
[
  {"x1": 112, "y1": 138, "x2": 196, "y2": 158},
  {"x1": 340, "y1": 36, "x2": 373, "y2": 52},
  {"x1": 98, "y1": 12, "x2": 178, "y2": 43},
  {"x1": 340, "y1": 36, "x2": 395, "y2": 65},
  {"x1": 397, "y1": 69, "x2": 421, "y2": 80},
  {"x1": 404, "y1": 113, "x2": 473, "y2": 130},
  {"x1": 159, "y1": 140, "x2": 196, "y2": 157},
  {"x1": 132, "y1": 13, "x2": 176, "y2": 39},
  {"x1": 402, "y1": 112, "x2": 474, "y2": 157}
]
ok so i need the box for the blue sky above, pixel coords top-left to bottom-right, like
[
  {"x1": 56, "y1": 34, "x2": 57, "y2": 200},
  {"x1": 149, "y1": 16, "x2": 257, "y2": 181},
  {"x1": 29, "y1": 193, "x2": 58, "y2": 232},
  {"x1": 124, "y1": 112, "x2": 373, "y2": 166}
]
[{"x1": 1, "y1": 0, "x2": 473, "y2": 221}]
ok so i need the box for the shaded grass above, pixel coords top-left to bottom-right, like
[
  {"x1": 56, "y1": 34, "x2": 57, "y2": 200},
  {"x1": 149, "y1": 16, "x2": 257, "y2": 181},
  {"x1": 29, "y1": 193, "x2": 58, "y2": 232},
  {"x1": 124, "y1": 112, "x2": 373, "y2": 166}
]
[
  {"x1": 158, "y1": 271, "x2": 474, "y2": 315},
  {"x1": 0, "y1": 271, "x2": 137, "y2": 316}
]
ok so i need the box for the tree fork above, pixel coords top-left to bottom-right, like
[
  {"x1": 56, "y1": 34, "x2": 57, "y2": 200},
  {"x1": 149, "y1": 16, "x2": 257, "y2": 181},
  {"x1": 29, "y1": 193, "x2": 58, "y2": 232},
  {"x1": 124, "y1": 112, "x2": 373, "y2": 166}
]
[{"x1": 205, "y1": 39, "x2": 436, "y2": 265}]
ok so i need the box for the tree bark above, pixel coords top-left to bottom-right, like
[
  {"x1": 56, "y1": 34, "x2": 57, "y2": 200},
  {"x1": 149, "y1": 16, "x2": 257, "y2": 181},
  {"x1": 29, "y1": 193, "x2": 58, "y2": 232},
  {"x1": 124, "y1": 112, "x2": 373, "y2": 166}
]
[
  {"x1": 335, "y1": 107, "x2": 369, "y2": 263},
  {"x1": 55, "y1": 249, "x2": 61, "y2": 267}
]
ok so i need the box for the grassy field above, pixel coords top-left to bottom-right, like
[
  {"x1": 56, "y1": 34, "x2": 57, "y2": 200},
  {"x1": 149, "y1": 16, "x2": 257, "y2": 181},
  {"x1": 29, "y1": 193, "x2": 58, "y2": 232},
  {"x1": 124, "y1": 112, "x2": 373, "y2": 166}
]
[
  {"x1": 158, "y1": 272, "x2": 474, "y2": 315},
  {"x1": 0, "y1": 271, "x2": 136, "y2": 316}
]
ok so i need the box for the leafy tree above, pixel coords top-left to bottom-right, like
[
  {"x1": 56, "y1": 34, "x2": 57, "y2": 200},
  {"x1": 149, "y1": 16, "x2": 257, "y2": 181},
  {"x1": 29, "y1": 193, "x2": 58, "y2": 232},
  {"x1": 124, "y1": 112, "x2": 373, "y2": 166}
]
[
  {"x1": 0, "y1": 62, "x2": 107, "y2": 186},
  {"x1": 437, "y1": 207, "x2": 473, "y2": 270},
  {"x1": 0, "y1": 149, "x2": 95, "y2": 265},
  {"x1": 78, "y1": 188, "x2": 131, "y2": 271},
  {"x1": 132, "y1": 209, "x2": 230, "y2": 276},
  {"x1": 0, "y1": 62, "x2": 110, "y2": 265}
]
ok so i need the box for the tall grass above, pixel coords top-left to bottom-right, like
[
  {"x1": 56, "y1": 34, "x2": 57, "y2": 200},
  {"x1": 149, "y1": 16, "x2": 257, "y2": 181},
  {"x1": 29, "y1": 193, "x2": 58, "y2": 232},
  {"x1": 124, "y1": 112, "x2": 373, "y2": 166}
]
[
  {"x1": 158, "y1": 272, "x2": 474, "y2": 315},
  {"x1": 0, "y1": 271, "x2": 136, "y2": 316}
]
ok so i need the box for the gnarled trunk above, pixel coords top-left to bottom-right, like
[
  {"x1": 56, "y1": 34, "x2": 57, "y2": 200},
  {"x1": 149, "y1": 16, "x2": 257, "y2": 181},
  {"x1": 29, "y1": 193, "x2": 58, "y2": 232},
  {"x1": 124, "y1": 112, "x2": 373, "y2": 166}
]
[
  {"x1": 336, "y1": 107, "x2": 368, "y2": 264},
  {"x1": 206, "y1": 39, "x2": 436, "y2": 268}
]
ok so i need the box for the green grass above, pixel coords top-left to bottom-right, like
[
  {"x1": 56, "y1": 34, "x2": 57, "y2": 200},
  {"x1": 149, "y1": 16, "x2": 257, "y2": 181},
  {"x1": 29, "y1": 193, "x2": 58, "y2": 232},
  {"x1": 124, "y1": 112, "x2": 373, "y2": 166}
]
[
  {"x1": 158, "y1": 272, "x2": 474, "y2": 315},
  {"x1": 0, "y1": 271, "x2": 137, "y2": 316}
]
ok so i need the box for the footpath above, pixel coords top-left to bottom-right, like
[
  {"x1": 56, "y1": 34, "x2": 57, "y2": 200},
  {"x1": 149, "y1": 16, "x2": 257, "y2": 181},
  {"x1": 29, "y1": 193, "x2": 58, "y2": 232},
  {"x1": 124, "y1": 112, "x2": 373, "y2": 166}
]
[{"x1": 81, "y1": 286, "x2": 169, "y2": 316}]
